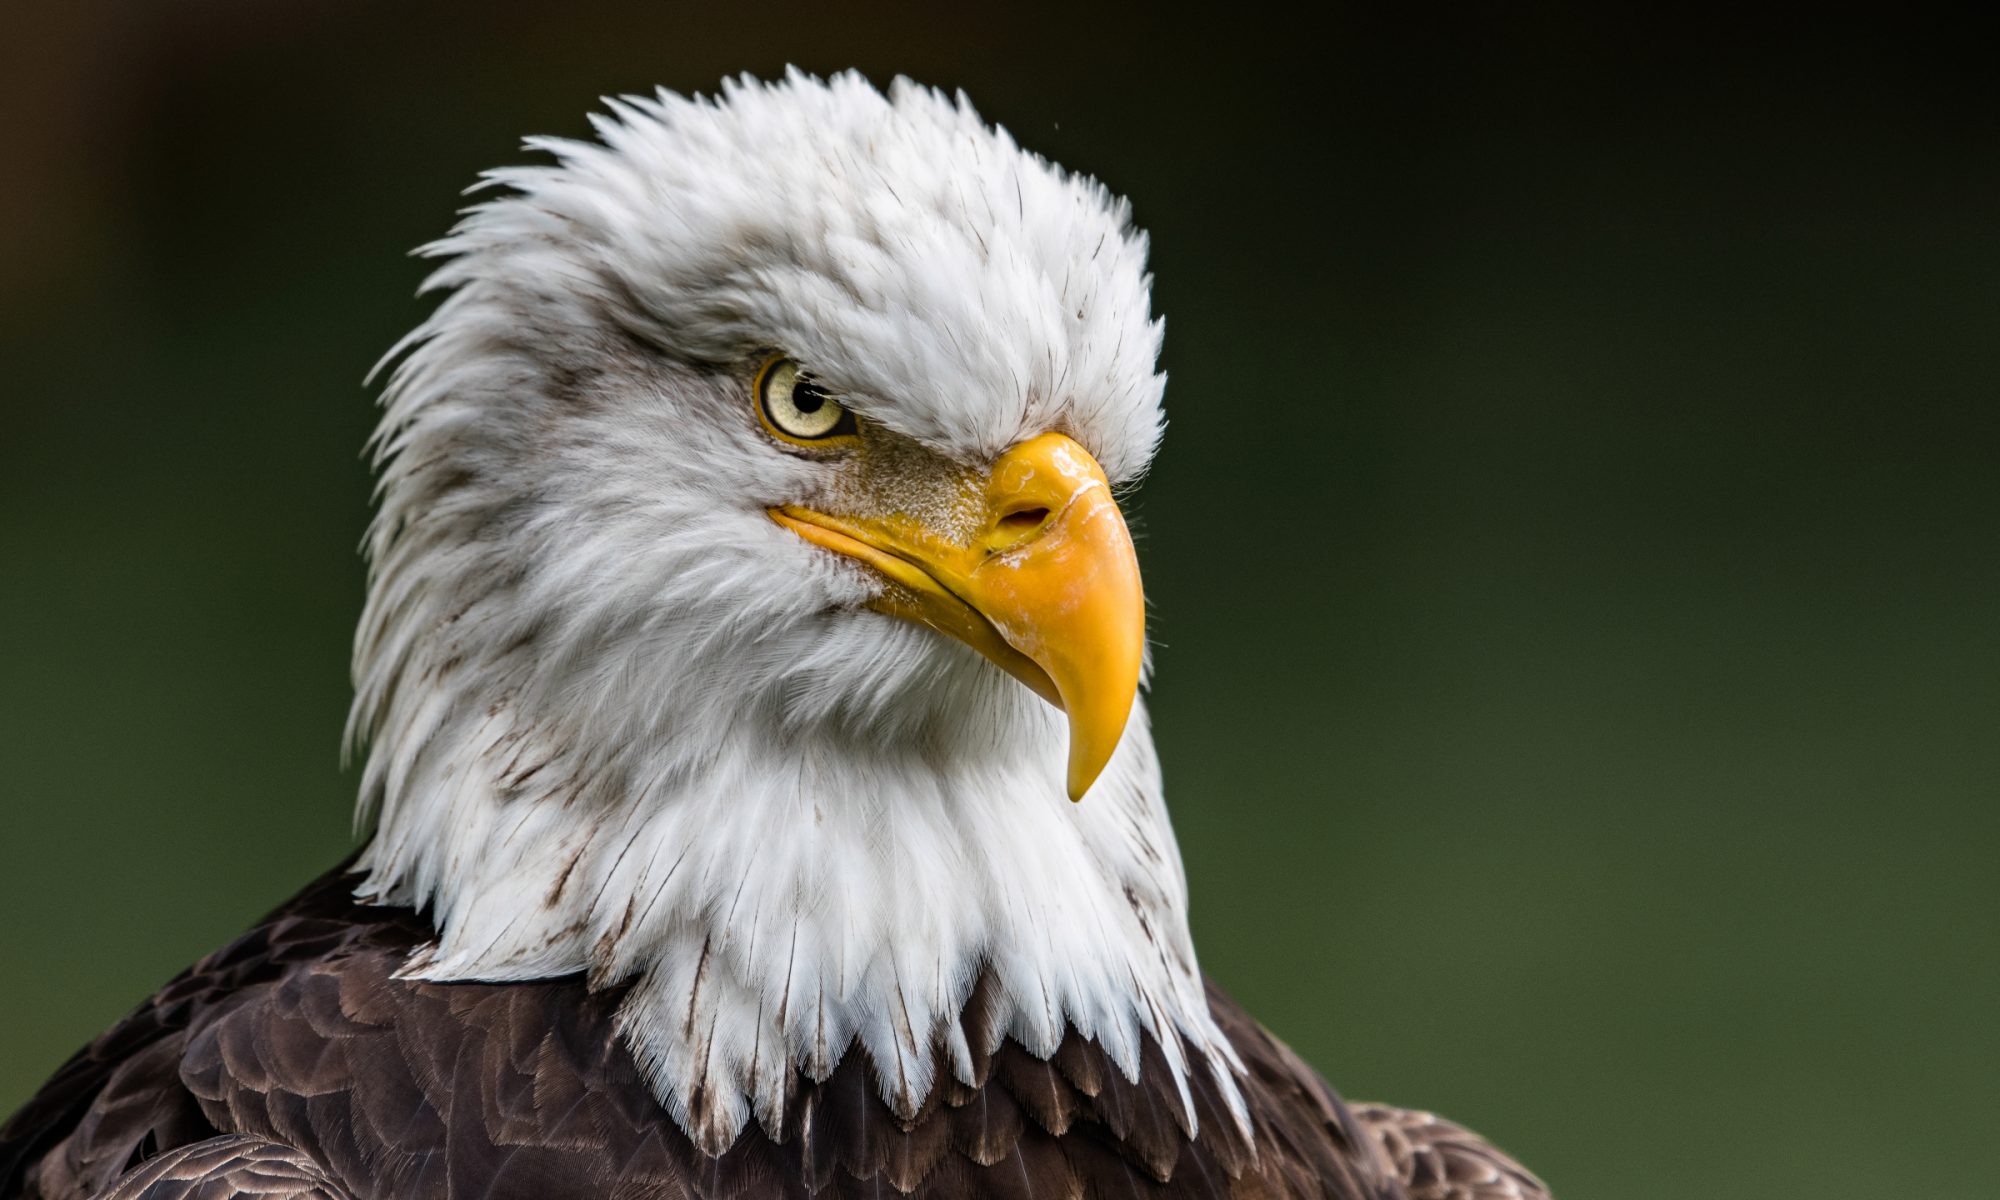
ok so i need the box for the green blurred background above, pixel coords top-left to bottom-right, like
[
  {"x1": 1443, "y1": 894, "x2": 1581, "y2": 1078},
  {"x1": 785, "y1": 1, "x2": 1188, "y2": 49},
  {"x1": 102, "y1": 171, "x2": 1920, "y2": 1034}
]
[{"x1": 4, "y1": 4, "x2": 1995, "y2": 1196}]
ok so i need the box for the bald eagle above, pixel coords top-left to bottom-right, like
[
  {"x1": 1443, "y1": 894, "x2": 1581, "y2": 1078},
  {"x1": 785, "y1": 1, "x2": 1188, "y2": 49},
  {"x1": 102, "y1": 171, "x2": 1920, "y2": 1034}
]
[{"x1": 1, "y1": 72, "x2": 1549, "y2": 1200}]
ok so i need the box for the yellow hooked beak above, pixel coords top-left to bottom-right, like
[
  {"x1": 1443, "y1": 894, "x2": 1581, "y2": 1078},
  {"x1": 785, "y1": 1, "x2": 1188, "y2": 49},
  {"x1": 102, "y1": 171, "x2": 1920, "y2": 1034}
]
[{"x1": 770, "y1": 433, "x2": 1144, "y2": 801}]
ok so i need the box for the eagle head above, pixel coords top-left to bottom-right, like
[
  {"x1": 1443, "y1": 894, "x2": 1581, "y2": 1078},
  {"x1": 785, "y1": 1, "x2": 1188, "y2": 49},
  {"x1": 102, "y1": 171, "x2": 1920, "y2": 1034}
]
[{"x1": 348, "y1": 70, "x2": 1236, "y2": 1152}]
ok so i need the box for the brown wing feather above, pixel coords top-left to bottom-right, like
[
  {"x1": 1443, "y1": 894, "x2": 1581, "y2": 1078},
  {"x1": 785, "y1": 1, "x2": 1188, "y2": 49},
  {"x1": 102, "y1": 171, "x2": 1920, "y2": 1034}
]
[
  {"x1": 94, "y1": 1135, "x2": 348, "y2": 1200},
  {"x1": 5, "y1": 863, "x2": 1406, "y2": 1200},
  {"x1": 1199, "y1": 982, "x2": 1407, "y2": 1200},
  {"x1": 1351, "y1": 1104, "x2": 1549, "y2": 1200},
  {"x1": 0, "y1": 867, "x2": 365, "y2": 1200}
]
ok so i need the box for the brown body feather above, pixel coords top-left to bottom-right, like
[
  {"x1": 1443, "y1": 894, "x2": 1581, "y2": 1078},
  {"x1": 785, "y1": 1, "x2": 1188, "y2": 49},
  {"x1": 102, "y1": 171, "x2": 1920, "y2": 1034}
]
[
  {"x1": 1, "y1": 866, "x2": 1540, "y2": 1200},
  {"x1": 1349, "y1": 1106, "x2": 1548, "y2": 1200}
]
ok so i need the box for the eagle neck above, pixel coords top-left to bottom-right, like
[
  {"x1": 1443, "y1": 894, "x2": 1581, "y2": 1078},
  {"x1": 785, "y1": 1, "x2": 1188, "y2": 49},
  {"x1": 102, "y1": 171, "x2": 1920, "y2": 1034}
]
[{"x1": 354, "y1": 685, "x2": 1247, "y2": 1153}]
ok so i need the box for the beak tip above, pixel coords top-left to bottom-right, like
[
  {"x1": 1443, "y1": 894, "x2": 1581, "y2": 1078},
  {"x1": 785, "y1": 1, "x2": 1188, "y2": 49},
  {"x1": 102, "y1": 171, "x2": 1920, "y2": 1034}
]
[{"x1": 1064, "y1": 736, "x2": 1117, "y2": 803}]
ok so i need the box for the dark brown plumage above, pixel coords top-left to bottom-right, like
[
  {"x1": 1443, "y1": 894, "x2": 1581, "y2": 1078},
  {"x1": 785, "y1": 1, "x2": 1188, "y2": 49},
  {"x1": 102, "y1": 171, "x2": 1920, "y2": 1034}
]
[
  {"x1": 1, "y1": 863, "x2": 1539, "y2": 1200},
  {"x1": 1350, "y1": 1106, "x2": 1548, "y2": 1200},
  {"x1": 92, "y1": 1138, "x2": 343, "y2": 1200}
]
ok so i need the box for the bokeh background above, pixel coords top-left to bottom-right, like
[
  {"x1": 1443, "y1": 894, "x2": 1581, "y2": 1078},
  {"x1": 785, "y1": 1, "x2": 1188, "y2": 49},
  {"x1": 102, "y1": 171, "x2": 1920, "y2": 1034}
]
[{"x1": 4, "y1": 5, "x2": 1995, "y2": 1196}]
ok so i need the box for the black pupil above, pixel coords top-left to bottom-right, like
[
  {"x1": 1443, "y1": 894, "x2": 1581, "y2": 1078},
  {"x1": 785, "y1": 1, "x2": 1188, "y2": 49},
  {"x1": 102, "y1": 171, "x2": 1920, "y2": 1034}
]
[{"x1": 792, "y1": 382, "x2": 826, "y2": 414}]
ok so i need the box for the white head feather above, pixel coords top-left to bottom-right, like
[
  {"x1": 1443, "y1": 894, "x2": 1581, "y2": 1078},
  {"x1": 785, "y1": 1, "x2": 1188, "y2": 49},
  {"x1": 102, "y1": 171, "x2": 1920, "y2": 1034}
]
[{"x1": 348, "y1": 69, "x2": 1241, "y2": 1152}]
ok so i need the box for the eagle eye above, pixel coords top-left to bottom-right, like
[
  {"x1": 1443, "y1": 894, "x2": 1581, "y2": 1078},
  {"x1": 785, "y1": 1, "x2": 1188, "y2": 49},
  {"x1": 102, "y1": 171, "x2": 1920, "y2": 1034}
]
[{"x1": 757, "y1": 357, "x2": 856, "y2": 444}]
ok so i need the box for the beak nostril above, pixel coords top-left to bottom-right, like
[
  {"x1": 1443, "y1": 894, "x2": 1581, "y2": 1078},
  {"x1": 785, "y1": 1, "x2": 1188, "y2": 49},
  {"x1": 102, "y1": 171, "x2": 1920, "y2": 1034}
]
[{"x1": 997, "y1": 506, "x2": 1050, "y2": 533}]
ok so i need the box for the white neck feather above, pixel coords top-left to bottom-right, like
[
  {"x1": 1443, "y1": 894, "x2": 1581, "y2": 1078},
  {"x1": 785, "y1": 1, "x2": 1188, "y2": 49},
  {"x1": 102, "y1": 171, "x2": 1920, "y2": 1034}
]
[{"x1": 354, "y1": 625, "x2": 1242, "y2": 1152}]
